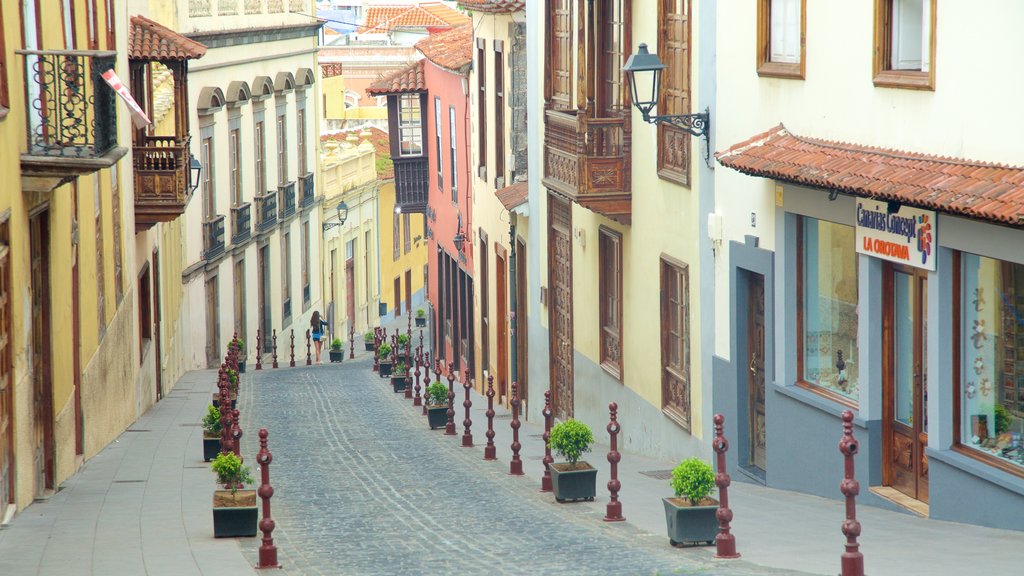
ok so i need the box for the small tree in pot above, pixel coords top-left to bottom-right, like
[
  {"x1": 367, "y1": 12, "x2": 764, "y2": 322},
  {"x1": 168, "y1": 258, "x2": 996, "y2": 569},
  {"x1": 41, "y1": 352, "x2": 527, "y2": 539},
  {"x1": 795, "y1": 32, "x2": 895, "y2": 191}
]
[
  {"x1": 201, "y1": 405, "x2": 222, "y2": 462},
  {"x1": 392, "y1": 361, "x2": 408, "y2": 393},
  {"x1": 234, "y1": 338, "x2": 247, "y2": 373},
  {"x1": 396, "y1": 333, "x2": 410, "y2": 364},
  {"x1": 210, "y1": 452, "x2": 257, "y2": 538},
  {"x1": 329, "y1": 338, "x2": 345, "y2": 363},
  {"x1": 377, "y1": 343, "x2": 394, "y2": 377},
  {"x1": 415, "y1": 308, "x2": 426, "y2": 327},
  {"x1": 425, "y1": 381, "x2": 449, "y2": 429},
  {"x1": 663, "y1": 457, "x2": 718, "y2": 547},
  {"x1": 547, "y1": 419, "x2": 598, "y2": 502},
  {"x1": 364, "y1": 331, "x2": 376, "y2": 351}
]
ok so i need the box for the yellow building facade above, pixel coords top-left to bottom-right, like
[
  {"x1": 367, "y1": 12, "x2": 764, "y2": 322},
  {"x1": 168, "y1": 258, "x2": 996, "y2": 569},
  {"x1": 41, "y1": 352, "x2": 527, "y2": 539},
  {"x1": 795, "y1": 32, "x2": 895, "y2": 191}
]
[{"x1": 378, "y1": 184, "x2": 428, "y2": 322}]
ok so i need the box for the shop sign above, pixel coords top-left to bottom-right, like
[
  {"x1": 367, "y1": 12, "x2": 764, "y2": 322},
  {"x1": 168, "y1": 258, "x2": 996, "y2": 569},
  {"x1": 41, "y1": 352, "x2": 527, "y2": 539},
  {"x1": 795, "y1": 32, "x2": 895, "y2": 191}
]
[{"x1": 855, "y1": 199, "x2": 935, "y2": 271}]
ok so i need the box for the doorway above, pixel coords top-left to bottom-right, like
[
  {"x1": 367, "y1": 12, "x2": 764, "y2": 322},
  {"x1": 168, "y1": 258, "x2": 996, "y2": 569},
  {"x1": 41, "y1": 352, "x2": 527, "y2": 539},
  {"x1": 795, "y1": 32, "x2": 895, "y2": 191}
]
[
  {"x1": 747, "y1": 272, "x2": 767, "y2": 474},
  {"x1": 884, "y1": 264, "x2": 929, "y2": 503},
  {"x1": 405, "y1": 269, "x2": 412, "y2": 316},
  {"x1": 394, "y1": 276, "x2": 401, "y2": 318},
  {"x1": 259, "y1": 245, "x2": 271, "y2": 352},
  {"x1": 548, "y1": 194, "x2": 574, "y2": 420},
  {"x1": 30, "y1": 210, "x2": 54, "y2": 495},
  {"x1": 0, "y1": 220, "x2": 14, "y2": 509},
  {"x1": 496, "y1": 249, "x2": 508, "y2": 402},
  {"x1": 153, "y1": 250, "x2": 163, "y2": 401}
]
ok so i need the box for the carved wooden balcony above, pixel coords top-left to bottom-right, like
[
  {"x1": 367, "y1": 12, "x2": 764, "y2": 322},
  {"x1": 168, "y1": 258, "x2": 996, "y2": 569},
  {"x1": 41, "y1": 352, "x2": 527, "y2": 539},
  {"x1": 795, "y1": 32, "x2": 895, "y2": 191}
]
[
  {"x1": 299, "y1": 172, "x2": 315, "y2": 208},
  {"x1": 16, "y1": 49, "x2": 128, "y2": 188},
  {"x1": 393, "y1": 156, "x2": 428, "y2": 214},
  {"x1": 231, "y1": 202, "x2": 252, "y2": 245},
  {"x1": 255, "y1": 191, "x2": 277, "y2": 232},
  {"x1": 542, "y1": 109, "x2": 632, "y2": 223},
  {"x1": 203, "y1": 215, "x2": 226, "y2": 260},
  {"x1": 279, "y1": 181, "x2": 297, "y2": 219},
  {"x1": 133, "y1": 135, "x2": 192, "y2": 230}
]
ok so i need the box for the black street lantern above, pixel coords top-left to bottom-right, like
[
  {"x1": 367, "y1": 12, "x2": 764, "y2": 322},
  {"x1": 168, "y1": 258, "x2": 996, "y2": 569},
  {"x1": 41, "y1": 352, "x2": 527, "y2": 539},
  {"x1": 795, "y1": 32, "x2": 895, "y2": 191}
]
[
  {"x1": 188, "y1": 155, "x2": 202, "y2": 194},
  {"x1": 323, "y1": 201, "x2": 349, "y2": 231},
  {"x1": 453, "y1": 231, "x2": 466, "y2": 253},
  {"x1": 623, "y1": 43, "x2": 712, "y2": 166}
]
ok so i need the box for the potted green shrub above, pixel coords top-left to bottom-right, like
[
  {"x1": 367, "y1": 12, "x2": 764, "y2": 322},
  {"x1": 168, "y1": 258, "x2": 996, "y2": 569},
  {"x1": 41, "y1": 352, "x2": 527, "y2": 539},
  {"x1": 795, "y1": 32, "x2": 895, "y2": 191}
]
[
  {"x1": 364, "y1": 330, "x2": 376, "y2": 352},
  {"x1": 396, "y1": 333, "x2": 410, "y2": 364},
  {"x1": 377, "y1": 342, "x2": 394, "y2": 377},
  {"x1": 415, "y1": 308, "x2": 427, "y2": 327},
  {"x1": 392, "y1": 361, "x2": 408, "y2": 393},
  {"x1": 212, "y1": 370, "x2": 238, "y2": 411},
  {"x1": 425, "y1": 381, "x2": 449, "y2": 429},
  {"x1": 210, "y1": 452, "x2": 257, "y2": 538},
  {"x1": 329, "y1": 338, "x2": 345, "y2": 363},
  {"x1": 663, "y1": 457, "x2": 718, "y2": 547},
  {"x1": 234, "y1": 338, "x2": 247, "y2": 373},
  {"x1": 201, "y1": 405, "x2": 222, "y2": 462},
  {"x1": 547, "y1": 419, "x2": 598, "y2": 502}
]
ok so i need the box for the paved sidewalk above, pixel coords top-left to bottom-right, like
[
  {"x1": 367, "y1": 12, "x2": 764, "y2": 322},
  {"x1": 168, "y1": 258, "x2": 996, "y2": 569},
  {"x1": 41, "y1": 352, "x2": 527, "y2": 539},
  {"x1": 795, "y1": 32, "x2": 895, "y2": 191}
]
[{"x1": 0, "y1": 370, "x2": 257, "y2": 576}]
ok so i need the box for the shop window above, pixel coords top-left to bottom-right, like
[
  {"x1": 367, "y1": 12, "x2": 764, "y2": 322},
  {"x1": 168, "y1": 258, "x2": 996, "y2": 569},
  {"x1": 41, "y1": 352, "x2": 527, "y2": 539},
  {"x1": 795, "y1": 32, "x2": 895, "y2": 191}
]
[
  {"x1": 757, "y1": 0, "x2": 804, "y2": 78},
  {"x1": 957, "y1": 253, "x2": 1024, "y2": 473},
  {"x1": 873, "y1": 0, "x2": 936, "y2": 90},
  {"x1": 797, "y1": 217, "x2": 860, "y2": 405},
  {"x1": 398, "y1": 93, "x2": 422, "y2": 157}
]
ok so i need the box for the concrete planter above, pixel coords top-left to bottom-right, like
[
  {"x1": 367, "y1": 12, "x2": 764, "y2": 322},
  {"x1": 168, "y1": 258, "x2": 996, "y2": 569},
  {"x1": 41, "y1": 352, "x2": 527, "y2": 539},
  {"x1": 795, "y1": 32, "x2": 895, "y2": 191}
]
[
  {"x1": 379, "y1": 361, "x2": 393, "y2": 378},
  {"x1": 549, "y1": 462, "x2": 598, "y2": 502},
  {"x1": 212, "y1": 489, "x2": 258, "y2": 538},
  {"x1": 415, "y1": 317, "x2": 426, "y2": 327},
  {"x1": 329, "y1": 349, "x2": 344, "y2": 363},
  {"x1": 427, "y1": 406, "x2": 448, "y2": 429},
  {"x1": 392, "y1": 374, "x2": 407, "y2": 393},
  {"x1": 662, "y1": 497, "x2": 719, "y2": 547},
  {"x1": 364, "y1": 341, "x2": 375, "y2": 352}
]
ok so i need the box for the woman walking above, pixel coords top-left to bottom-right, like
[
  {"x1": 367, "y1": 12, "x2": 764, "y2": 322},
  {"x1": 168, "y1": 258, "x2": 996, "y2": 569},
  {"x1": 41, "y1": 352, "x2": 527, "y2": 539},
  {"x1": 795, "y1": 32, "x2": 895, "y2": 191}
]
[{"x1": 311, "y1": 310, "x2": 329, "y2": 363}]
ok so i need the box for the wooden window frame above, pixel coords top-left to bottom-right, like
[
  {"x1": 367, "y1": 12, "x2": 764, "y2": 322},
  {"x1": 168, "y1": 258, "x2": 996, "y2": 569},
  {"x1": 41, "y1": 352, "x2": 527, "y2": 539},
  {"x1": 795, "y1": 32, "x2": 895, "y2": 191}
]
[
  {"x1": 477, "y1": 38, "x2": 487, "y2": 180},
  {"x1": 230, "y1": 127, "x2": 242, "y2": 206},
  {"x1": 660, "y1": 255, "x2": 690, "y2": 430},
  {"x1": 599, "y1": 227, "x2": 623, "y2": 380},
  {"x1": 597, "y1": 0, "x2": 629, "y2": 115},
  {"x1": 951, "y1": 251, "x2": 1024, "y2": 479},
  {"x1": 0, "y1": 2, "x2": 7, "y2": 115},
  {"x1": 872, "y1": 0, "x2": 936, "y2": 91},
  {"x1": 756, "y1": 0, "x2": 806, "y2": 79},
  {"x1": 794, "y1": 216, "x2": 860, "y2": 409},
  {"x1": 86, "y1": 0, "x2": 98, "y2": 49},
  {"x1": 397, "y1": 93, "x2": 423, "y2": 158},
  {"x1": 434, "y1": 96, "x2": 443, "y2": 190},
  {"x1": 297, "y1": 107, "x2": 307, "y2": 176},
  {"x1": 254, "y1": 118, "x2": 266, "y2": 194},
  {"x1": 546, "y1": 0, "x2": 574, "y2": 109},
  {"x1": 282, "y1": 231, "x2": 292, "y2": 322},
  {"x1": 449, "y1": 106, "x2": 458, "y2": 204},
  {"x1": 493, "y1": 40, "x2": 504, "y2": 185},
  {"x1": 276, "y1": 112, "x2": 288, "y2": 185},
  {"x1": 201, "y1": 136, "x2": 215, "y2": 220},
  {"x1": 657, "y1": 0, "x2": 691, "y2": 186},
  {"x1": 301, "y1": 220, "x2": 310, "y2": 306},
  {"x1": 104, "y1": 0, "x2": 114, "y2": 50},
  {"x1": 138, "y1": 263, "x2": 152, "y2": 361},
  {"x1": 392, "y1": 212, "x2": 400, "y2": 261}
]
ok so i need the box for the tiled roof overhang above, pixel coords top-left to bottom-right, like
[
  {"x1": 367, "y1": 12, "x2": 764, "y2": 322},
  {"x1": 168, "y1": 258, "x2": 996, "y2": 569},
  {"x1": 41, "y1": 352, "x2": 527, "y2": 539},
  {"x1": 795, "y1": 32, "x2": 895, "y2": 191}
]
[
  {"x1": 129, "y1": 15, "x2": 206, "y2": 61},
  {"x1": 367, "y1": 60, "x2": 426, "y2": 95},
  {"x1": 716, "y1": 124, "x2": 1024, "y2": 227},
  {"x1": 456, "y1": 0, "x2": 525, "y2": 13},
  {"x1": 496, "y1": 181, "x2": 528, "y2": 211},
  {"x1": 415, "y1": 24, "x2": 473, "y2": 75}
]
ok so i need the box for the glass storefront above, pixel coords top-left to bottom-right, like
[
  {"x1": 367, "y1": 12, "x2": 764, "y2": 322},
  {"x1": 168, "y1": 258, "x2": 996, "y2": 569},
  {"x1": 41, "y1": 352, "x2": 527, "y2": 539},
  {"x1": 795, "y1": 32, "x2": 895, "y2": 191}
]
[
  {"x1": 800, "y1": 218, "x2": 860, "y2": 402},
  {"x1": 961, "y1": 253, "x2": 1024, "y2": 469}
]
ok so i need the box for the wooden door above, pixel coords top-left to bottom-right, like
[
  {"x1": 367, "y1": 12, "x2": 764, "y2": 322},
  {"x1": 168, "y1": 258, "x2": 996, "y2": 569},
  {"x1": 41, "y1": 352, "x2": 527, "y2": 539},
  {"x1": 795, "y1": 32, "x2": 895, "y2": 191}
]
[
  {"x1": 394, "y1": 277, "x2": 401, "y2": 318},
  {"x1": 71, "y1": 184, "x2": 83, "y2": 455},
  {"x1": 405, "y1": 269, "x2": 412, "y2": 315},
  {"x1": 496, "y1": 251, "x2": 508, "y2": 402},
  {"x1": 205, "y1": 276, "x2": 219, "y2": 368},
  {"x1": 259, "y1": 245, "x2": 271, "y2": 352},
  {"x1": 345, "y1": 259, "x2": 355, "y2": 333},
  {"x1": 481, "y1": 236, "x2": 490, "y2": 381},
  {"x1": 516, "y1": 238, "x2": 528, "y2": 417},
  {"x1": 153, "y1": 250, "x2": 162, "y2": 401},
  {"x1": 884, "y1": 265, "x2": 929, "y2": 503},
  {"x1": 0, "y1": 223, "x2": 14, "y2": 507},
  {"x1": 548, "y1": 195, "x2": 574, "y2": 419},
  {"x1": 748, "y1": 273, "x2": 767, "y2": 472},
  {"x1": 30, "y1": 211, "x2": 54, "y2": 494}
]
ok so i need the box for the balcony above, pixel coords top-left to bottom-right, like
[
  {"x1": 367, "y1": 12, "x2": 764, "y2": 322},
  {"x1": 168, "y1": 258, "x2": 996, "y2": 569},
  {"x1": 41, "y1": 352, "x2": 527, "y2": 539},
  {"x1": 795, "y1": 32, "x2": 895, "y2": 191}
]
[
  {"x1": 542, "y1": 109, "x2": 632, "y2": 223},
  {"x1": 17, "y1": 49, "x2": 128, "y2": 187},
  {"x1": 299, "y1": 172, "x2": 315, "y2": 208},
  {"x1": 255, "y1": 191, "x2": 277, "y2": 232},
  {"x1": 203, "y1": 215, "x2": 226, "y2": 260},
  {"x1": 393, "y1": 157, "x2": 428, "y2": 213},
  {"x1": 133, "y1": 135, "x2": 191, "y2": 230},
  {"x1": 279, "y1": 181, "x2": 296, "y2": 219},
  {"x1": 231, "y1": 202, "x2": 252, "y2": 245}
]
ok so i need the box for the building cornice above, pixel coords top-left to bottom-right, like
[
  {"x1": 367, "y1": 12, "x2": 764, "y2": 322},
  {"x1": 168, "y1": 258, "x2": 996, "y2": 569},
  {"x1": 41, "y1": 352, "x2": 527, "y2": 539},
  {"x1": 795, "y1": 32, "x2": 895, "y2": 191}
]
[{"x1": 186, "y1": 21, "x2": 325, "y2": 50}]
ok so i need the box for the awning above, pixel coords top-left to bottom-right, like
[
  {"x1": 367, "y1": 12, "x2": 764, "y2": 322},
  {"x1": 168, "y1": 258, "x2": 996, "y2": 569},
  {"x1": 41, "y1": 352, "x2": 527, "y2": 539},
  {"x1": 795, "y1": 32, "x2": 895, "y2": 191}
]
[{"x1": 716, "y1": 124, "x2": 1024, "y2": 227}]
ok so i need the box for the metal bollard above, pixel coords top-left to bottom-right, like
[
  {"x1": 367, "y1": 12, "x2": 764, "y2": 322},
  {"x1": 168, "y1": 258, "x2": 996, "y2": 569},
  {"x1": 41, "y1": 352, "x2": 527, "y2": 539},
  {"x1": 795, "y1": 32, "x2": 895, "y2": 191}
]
[
  {"x1": 445, "y1": 363, "x2": 457, "y2": 435},
  {"x1": 255, "y1": 429, "x2": 279, "y2": 569},
  {"x1": 839, "y1": 410, "x2": 864, "y2": 576},
  {"x1": 603, "y1": 402, "x2": 624, "y2": 522},
  {"x1": 461, "y1": 368, "x2": 473, "y2": 447},
  {"x1": 272, "y1": 330, "x2": 279, "y2": 369},
  {"x1": 231, "y1": 408, "x2": 243, "y2": 460},
  {"x1": 712, "y1": 413, "x2": 740, "y2": 559},
  {"x1": 483, "y1": 374, "x2": 496, "y2": 461},
  {"x1": 289, "y1": 329, "x2": 296, "y2": 368},
  {"x1": 349, "y1": 323, "x2": 355, "y2": 360},
  {"x1": 413, "y1": 347, "x2": 423, "y2": 407},
  {"x1": 541, "y1": 390, "x2": 553, "y2": 492},
  {"x1": 305, "y1": 330, "x2": 312, "y2": 366},
  {"x1": 255, "y1": 329, "x2": 262, "y2": 370},
  {"x1": 509, "y1": 381, "x2": 523, "y2": 475}
]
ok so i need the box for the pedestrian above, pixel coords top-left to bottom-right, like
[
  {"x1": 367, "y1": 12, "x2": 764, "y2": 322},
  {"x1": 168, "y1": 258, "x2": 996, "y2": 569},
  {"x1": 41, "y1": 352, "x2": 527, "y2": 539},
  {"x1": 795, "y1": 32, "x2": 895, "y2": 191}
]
[{"x1": 310, "y1": 310, "x2": 329, "y2": 363}]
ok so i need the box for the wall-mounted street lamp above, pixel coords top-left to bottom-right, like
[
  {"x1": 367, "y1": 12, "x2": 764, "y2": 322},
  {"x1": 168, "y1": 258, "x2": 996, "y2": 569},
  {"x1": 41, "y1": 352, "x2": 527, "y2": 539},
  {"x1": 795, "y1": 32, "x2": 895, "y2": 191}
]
[
  {"x1": 188, "y1": 155, "x2": 202, "y2": 194},
  {"x1": 623, "y1": 43, "x2": 712, "y2": 167},
  {"x1": 322, "y1": 201, "x2": 349, "y2": 231},
  {"x1": 452, "y1": 212, "x2": 466, "y2": 253}
]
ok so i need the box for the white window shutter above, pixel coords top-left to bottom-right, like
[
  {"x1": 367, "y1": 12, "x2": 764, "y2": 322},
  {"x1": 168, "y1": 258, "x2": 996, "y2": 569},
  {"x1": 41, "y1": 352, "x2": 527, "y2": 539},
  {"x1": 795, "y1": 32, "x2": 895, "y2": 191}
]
[
  {"x1": 892, "y1": 0, "x2": 923, "y2": 71},
  {"x1": 770, "y1": 0, "x2": 800, "y2": 64},
  {"x1": 920, "y1": 0, "x2": 931, "y2": 73}
]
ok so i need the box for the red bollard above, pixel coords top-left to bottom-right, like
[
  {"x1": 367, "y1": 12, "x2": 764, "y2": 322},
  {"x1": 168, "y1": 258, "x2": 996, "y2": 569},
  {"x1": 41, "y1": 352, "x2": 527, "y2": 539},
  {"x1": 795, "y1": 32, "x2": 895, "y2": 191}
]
[
  {"x1": 372, "y1": 332, "x2": 380, "y2": 373},
  {"x1": 461, "y1": 368, "x2": 473, "y2": 447},
  {"x1": 255, "y1": 429, "x2": 279, "y2": 569},
  {"x1": 255, "y1": 329, "x2": 262, "y2": 370},
  {"x1": 305, "y1": 330, "x2": 312, "y2": 366},
  {"x1": 541, "y1": 390, "x2": 553, "y2": 491},
  {"x1": 349, "y1": 324, "x2": 355, "y2": 360},
  {"x1": 418, "y1": 329, "x2": 424, "y2": 357},
  {"x1": 445, "y1": 363, "x2": 457, "y2": 435},
  {"x1": 413, "y1": 347, "x2": 423, "y2": 407},
  {"x1": 231, "y1": 408, "x2": 243, "y2": 460},
  {"x1": 218, "y1": 368, "x2": 231, "y2": 454},
  {"x1": 604, "y1": 402, "x2": 624, "y2": 522},
  {"x1": 483, "y1": 374, "x2": 496, "y2": 461},
  {"x1": 839, "y1": 410, "x2": 864, "y2": 576},
  {"x1": 405, "y1": 350, "x2": 414, "y2": 399},
  {"x1": 289, "y1": 329, "x2": 296, "y2": 368},
  {"x1": 712, "y1": 413, "x2": 740, "y2": 559},
  {"x1": 272, "y1": 330, "x2": 279, "y2": 369},
  {"x1": 509, "y1": 381, "x2": 524, "y2": 476}
]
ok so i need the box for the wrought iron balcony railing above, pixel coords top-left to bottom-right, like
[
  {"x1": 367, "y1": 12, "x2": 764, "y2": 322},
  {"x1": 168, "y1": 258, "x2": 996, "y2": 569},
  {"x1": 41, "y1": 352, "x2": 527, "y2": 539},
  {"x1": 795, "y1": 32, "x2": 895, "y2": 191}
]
[
  {"x1": 279, "y1": 181, "x2": 296, "y2": 219},
  {"x1": 300, "y1": 172, "x2": 315, "y2": 207},
  {"x1": 393, "y1": 157, "x2": 428, "y2": 213},
  {"x1": 16, "y1": 49, "x2": 121, "y2": 167},
  {"x1": 255, "y1": 191, "x2": 277, "y2": 232},
  {"x1": 134, "y1": 135, "x2": 191, "y2": 229},
  {"x1": 203, "y1": 215, "x2": 226, "y2": 260},
  {"x1": 231, "y1": 202, "x2": 252, "y2": 245}
]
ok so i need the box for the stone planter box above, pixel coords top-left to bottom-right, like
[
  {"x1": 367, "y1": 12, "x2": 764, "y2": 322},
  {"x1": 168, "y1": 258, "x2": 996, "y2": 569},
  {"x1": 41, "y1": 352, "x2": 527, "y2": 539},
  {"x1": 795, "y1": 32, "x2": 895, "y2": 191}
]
[
  {"x1": 392, "y1": 375, "x2": 407, "y2": 393},
  {"x1": 237, "y1": 359, "x2": 246, "y2": 374},
  {"x1": 549, "y1": 462, "x2": 598, "y2": 502},
  {"x1": 415, "y1": 317, "x2": 426, "y2": 327},
  {"x1": 663, "y1": 497, "x2": 719, "y2": 547},
  {"x1": 365, "y1": 341, "x2": 375, "y2": 352},
  {"x1": 379, "y1": 361, "x2": 393, "y2": 378},
  {"x1": 427, "y1": 406, "x2": 449, "y2": 429},
  {"x1": 329, "y1": 349, "x2": 344, "y2": 363},
  {"x1": 212, "y1": 489, "x2": 258, "y2": 538},
  {"x1": 203, "y1": 436, "x2": 221, "y2": 462}
]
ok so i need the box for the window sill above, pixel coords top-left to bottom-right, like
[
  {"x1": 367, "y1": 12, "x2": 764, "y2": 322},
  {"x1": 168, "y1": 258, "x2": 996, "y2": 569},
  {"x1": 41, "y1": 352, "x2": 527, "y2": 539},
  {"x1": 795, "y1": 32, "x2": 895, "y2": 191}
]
[
  {"x1": 600, "y1": 359, "x2": 622, "y2": 382},
  {"x1": 872, "y1": 70, "x2": 934, "y2": 91},
  {"x1": 756, "y1": 61, "x2": 804, "y2": 80},
  {"x1": 661, "y1": 406, "x2": 691, "y2": 433},
  {"x1": 927, "y1": 446, "x2": 1024, "y2": 495},
  {"x1": 657, "y1": 166, "x2": 689, "y2": 188},
  {"x1": 776, "y1": 381, "x2": 864, "y2": 423}
]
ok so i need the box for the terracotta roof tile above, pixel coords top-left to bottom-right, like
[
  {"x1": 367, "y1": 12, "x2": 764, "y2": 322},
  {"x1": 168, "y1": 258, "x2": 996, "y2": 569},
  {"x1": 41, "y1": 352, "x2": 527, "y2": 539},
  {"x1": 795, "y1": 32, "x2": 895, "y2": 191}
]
[
  {"x1": 366, "y1": 60, "x2": 426, "y2": 95},
  {"x1": 717, "y1": 124, "x2": 1024, "y2": 226},
  {"x1": 357, "y1": 3, "x2": 470, "y2": 34},
  {"x1": 415, "y1": 24, "x2": 472, "y2": 74},
  {"x1": 129, "y1": 15, "x2": 206, "y2": 61},
  {"x1": 495, "y1": 181, "x2": 528, "y2": 210},
  {"x1": 456, "y1": 0, "x2": 525, "y2": 13}
]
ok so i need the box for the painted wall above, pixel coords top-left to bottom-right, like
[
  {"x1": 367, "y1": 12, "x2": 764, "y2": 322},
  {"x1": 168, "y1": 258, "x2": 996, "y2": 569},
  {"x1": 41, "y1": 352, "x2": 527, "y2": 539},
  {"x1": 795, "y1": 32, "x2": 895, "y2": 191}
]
[
  {"x1": 322, "y1": 74, "x2": 388, "y2": 122},
  {"x1": 377, "y1": 180, "x2": 427, "y2": 317}
]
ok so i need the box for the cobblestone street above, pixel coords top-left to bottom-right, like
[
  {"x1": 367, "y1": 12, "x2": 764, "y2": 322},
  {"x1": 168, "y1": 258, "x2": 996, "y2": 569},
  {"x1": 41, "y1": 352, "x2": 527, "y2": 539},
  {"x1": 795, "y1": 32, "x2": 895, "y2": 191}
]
[{"x1": 234, "y1": 354, "x2": 800, "y2": 576}]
